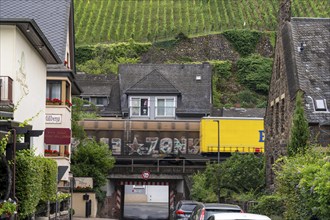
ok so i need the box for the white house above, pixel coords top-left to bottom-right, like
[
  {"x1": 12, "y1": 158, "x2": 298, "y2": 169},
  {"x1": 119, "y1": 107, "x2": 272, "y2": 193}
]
[{"x1": 0, "y1": 0, "x2": 81, "y2": 187}]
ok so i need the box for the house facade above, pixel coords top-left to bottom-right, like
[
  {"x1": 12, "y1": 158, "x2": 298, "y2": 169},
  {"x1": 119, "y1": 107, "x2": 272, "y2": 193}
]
[
  {"x1": 0, "y1": 0, "x2": 81, "y2": 187},
  {"x1": 77, "y1": 63, "x2": 212, "y2": 158},
  {"x1": 0, "y1": 19, "x2": 61, "y2": 148},
  {"x1": 264, "y1": 13, "x2": 330, "y2": 186}
]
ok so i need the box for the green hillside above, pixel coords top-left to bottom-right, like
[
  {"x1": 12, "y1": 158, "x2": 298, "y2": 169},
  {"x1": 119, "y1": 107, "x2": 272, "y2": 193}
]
[{"x1": 74, "y1": 0, "x2": 329, "y2": 45}]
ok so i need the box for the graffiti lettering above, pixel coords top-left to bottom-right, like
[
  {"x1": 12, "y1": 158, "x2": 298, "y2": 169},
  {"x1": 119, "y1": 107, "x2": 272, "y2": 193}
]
[{"x1": 107, "y1": 137, "x2": 200, "y2": 156}]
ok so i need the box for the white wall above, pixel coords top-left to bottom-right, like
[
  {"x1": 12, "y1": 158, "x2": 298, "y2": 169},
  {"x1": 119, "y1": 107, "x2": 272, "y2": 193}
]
[{"x1": 0, "y1": 25, "x2": 47, "y2": 155}]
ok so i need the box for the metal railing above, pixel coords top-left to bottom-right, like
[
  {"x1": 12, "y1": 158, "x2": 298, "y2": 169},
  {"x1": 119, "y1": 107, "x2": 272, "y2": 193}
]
[
  {"x1": 207, "y1": 145, "x2": 264, "y2": 153},
  {"x1": 112, "y1": 158, "x2": 209, "y2": 174}
]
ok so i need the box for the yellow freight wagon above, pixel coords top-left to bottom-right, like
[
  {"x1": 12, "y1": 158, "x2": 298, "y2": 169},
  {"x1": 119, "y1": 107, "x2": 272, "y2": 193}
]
[{"x1": 200, "y1": 117, "x2": 265, "y2": 154}]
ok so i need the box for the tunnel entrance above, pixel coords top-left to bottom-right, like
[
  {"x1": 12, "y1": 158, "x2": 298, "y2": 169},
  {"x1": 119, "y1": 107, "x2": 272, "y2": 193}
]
[
  {"x1": 112, "y1": 180, "x2": 179, "y2": 220},
  {"x1": 123, "y1": 184, "x2": 169, "y2": 219}
]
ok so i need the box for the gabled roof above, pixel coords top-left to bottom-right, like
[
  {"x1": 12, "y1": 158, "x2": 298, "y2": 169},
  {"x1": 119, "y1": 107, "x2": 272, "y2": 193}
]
[
  {"x1": 222, "y1": 108, "x2": 265, "y2": 118},
  {"x1": 119, "y1": 63, "x2": 212, "y2": 116},
  {"x1": 76, "y1": 73, "x2": 113, "y2": 96},
  {"x1": 75, "y1": 73, "x2": 121, "y2": 117},
  {"x1": 0, "y1": 0, "x2": 71, "y2": 62},
  {"x1": 125, "y1": 69, "x2": 181, "y2": 94},
  {"x1": 0, "y1": 18, "x2": 61, "y2": 64},
  {"x1": 284, "y1": 18, "x2": 330, "y2": 123}
]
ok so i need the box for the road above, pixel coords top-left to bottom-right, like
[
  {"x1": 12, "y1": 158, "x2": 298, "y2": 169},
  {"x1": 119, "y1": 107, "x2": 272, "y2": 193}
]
[{"x1": 123, "y1": 202, "x2": 169, "y2": 220}]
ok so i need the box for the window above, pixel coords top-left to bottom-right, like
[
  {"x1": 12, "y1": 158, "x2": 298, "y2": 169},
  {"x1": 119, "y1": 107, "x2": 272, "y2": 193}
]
[
  {"x1": 46, "y1": 81, "x2": 61, "y2": 99},
  {"x1": 82, "y1": 96, "x2": 108, "y2": 106},
  {"x1": 281, "y1": 98, "x2": 285, "y2": 133},
  {"x1": 130, "y1": 97, "x2": 149, "y2": 116},
  {"x1": 46, "y1": 80, "x2": 71, "y2": 105},
  {"x1": 275, "y1": 102, "x2": 279, "y2": 134},
  {"x1": 315, "y1": 99, "x2": 327, "y2": 111},
  {"x1": 156, "y1": 97, "x2": 175, "y2": 116},
  {"x1": 91, "y1": 97, "x2": 108, "y2": 106}
]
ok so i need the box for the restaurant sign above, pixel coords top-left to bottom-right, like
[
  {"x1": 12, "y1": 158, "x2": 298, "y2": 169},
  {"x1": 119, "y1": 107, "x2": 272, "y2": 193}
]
[{"x1": 44, "y1": 128, "x2": 71, "y2": 145}]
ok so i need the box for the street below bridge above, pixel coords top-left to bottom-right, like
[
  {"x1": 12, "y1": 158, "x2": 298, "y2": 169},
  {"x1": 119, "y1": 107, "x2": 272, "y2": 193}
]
[{"x1": 123, "y1": 202, "x2": 169, "y2": 220}]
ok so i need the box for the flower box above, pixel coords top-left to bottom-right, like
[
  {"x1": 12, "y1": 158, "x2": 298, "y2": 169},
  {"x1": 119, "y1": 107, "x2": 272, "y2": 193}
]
[{"x1": 46, "y1": 98, "x2": 62, "y2": 105}]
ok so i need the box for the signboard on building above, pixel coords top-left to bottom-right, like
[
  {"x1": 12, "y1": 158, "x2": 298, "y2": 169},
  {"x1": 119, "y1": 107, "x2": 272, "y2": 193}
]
[
  {"x1": 44, "y1": 128, "x2": 71, "y2": 145},
  {"x1": 74, "y1": 177, "x2": 93, "y2": 189},
  {"x1": 45, "y1": 114, "x2": 62, "y2": 124}
]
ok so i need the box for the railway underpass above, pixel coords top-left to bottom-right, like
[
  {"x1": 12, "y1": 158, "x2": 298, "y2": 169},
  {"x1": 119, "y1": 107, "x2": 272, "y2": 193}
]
[{"x1": 102, "y1": 158, "x2": 208, "y2": 219}]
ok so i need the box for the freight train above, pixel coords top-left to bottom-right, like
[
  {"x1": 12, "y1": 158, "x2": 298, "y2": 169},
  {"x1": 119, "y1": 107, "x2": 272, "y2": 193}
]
[{"x1": 80, "y1": 117, "x2": 264, "y2": 160}]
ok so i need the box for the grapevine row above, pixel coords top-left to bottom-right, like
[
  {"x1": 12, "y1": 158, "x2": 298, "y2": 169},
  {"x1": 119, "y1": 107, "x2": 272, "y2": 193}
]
[{"x1": 74, "y1": 0, "x2": 329, "y2": 45}]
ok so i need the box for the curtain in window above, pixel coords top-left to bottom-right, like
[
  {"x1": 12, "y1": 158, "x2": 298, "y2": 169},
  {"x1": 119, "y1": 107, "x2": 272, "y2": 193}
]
[{"x1": 157, "y1": 99, "x2": 165, "y2": 115}]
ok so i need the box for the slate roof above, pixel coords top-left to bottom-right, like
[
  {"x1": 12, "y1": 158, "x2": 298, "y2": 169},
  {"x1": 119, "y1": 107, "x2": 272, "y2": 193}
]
[
  {"x1": 119, "y1": 63, "x2": 212, "y2": 116},
  {"x1": 125, "y1": 69, "x2": 181, "y2": 94},
  {"x1": 75, "y1": 73, "x2": 121, "y2": 117},
  {"x1": 0, "y1": 0, "x2": 71, "y2": 62},
  {"x1": 287, "y1": 18, "x2": 330, "y2": 124},
  {"x1": 222, "y1": 108, "x2": 265, "y2": 118}
]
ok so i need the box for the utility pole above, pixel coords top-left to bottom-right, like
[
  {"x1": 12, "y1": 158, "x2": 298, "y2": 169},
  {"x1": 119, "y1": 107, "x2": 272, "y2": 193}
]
[{"x1": 213, "y1": 120, "x2": 220, "y2": 203}]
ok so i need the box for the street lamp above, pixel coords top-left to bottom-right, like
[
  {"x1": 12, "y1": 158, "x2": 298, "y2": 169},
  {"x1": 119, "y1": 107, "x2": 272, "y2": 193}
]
[
  {"x1": 213, "y1": 120, "x2": 220, "y2": 164},
  {"x1": 213, "y1": 120, "x2": 220, "y2": 203}
]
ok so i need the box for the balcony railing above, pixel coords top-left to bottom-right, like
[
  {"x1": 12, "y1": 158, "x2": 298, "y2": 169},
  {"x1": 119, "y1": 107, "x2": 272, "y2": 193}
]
[{"x1": 0, "y1": 76, "x2": 13, "y2": 104}]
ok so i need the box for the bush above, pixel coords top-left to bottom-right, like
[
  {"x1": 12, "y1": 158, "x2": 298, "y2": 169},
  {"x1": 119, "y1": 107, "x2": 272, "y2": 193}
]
[
  {"x1": 39, "y1": 157, "x2": 57, "y2": 202},
  {"x1": 210, "y1": 60, "x2": 232, "y2": 79},
  {"x1": 76, "y1": 41, "x2": 150, "y2": 74},
  {"x1": 16, "y1": 150, "x2": 43, "y2": 218},
  {"x1": 249, "y1": 194, "x2": 284, "y2": 217},
  {"x1": 274, "y1": 149, "x2": 330, "y2": 219},
  {"x1": 223, "y1": 29, "x2": 261, "y2": 56},
  {"x1": 236, "y1": 54, "x2": 272, "y2": 94}
]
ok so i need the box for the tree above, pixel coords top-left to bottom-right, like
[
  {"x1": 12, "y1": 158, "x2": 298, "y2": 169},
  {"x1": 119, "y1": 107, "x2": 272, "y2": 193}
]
[
  {"x1": 191, "y1": 153, "x2": 265, "y2": 202},
  {"x1": 71, "y1": 139, "x2": 115, "y2": 200},
  {"x1": 288, "y1": 91, "x2": 310, "y2": 156},
  {"x1": 274, "y1": 149, "x2": 330, "y2": 219},
  {"x1": 71, "y1": 97, "x2": 98, "y2": 141}
]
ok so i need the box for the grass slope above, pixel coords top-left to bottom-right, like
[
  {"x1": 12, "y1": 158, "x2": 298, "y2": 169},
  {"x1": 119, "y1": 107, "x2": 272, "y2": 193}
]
[{"x1": 74, "y1": 0, "x2": 329, "y2": 45}]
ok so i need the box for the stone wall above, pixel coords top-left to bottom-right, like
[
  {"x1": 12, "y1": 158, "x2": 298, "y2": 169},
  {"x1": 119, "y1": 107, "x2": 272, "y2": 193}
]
[
  {"x1": 264, "y1": 21, "x2": 295, "y2": 188},
  {"x1": 141, "y1": 33, "x2": 273, "y2": 64}
]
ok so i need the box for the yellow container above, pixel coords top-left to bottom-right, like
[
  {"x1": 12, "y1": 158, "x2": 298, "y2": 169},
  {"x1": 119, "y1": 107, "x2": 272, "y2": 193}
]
[{"x1": 200, "y1": 117, "x2": 264, "y2": 154}]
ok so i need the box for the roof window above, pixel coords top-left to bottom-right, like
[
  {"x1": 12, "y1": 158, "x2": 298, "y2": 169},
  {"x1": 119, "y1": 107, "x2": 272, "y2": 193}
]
[{"x1": 315, "y1": 99, "x2": 327, "y2": 111}]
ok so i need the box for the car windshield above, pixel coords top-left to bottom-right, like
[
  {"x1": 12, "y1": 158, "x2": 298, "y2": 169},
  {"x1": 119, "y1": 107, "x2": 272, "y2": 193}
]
[
  {"x1": 205, "y1": 209, "x2": 241, "y2": 219},
  {"x1": 181, "y1": 204, "x2": 197, "y2": 211}
]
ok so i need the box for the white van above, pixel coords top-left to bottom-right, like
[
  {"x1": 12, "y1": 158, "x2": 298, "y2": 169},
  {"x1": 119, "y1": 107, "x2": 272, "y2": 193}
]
[{"x1": 207, "y1": 213, "x2": 271, "y2": 220}]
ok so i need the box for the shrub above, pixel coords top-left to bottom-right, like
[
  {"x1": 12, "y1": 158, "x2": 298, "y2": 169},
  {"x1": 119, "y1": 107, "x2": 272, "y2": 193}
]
[
  {"x1": 76, "y1": 41, "x2": 151, "y2": 74},
  {"x1": 249, "y1": 194, "x2": 284, "y2": 217},
  {"x1": 223, "y1": 29, "x2": 261, "y2": 56},
  {"x1": 39, "y1": 157, "x2": 57, "y2": 202},
  {"x1": 274, "y1": 149, "x2": 330, "y2": 219},
  {"x1": 16, "y1": 150, "x2": 43, "y2": 218},
  {"x1": 210, "y1": 60, "x2": 232, "y2": 79},
  {"x1": 236, "y1": 54, "x2": 272, "y2": 94}
]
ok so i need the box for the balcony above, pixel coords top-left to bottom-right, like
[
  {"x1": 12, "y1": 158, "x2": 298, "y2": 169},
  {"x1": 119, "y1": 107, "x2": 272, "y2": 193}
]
[{"x1": 0, "y1": 76, "x2": 14, "y2": 118}]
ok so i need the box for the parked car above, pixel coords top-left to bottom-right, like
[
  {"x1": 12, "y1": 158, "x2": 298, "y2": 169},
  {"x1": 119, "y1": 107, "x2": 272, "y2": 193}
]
[
  {"x1": 189, "y1": 203, "x2": 243, "y2": 220},
  {"x1": 206, "y1": 213, "x2": 271, "y2": 220},
  {"x1": 172, "y1": 200, "x2": 200, "y2": 220}
]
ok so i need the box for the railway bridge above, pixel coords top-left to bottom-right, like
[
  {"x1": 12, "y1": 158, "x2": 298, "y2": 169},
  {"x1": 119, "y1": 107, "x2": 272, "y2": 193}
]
[{"x1": 103, "y1": 157, "x2": 209, "y2": 219}]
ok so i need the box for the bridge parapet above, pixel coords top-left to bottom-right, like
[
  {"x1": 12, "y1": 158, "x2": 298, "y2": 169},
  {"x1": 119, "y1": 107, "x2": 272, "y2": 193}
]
[{"x1": 111, "y1": 158, "x2": 208, "y2": 175}]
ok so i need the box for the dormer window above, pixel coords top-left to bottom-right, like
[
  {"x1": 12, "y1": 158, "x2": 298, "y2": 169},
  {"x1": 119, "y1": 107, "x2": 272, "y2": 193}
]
[
  {"x1": 315, "y1": 99, "x2": 327, "y2": 111},
  {"x1": 156, "y1": 97, "x2": 176, "y2": 117},
  {"x1": 130, "y1": 97, "x2": 149, "y2": 116}
]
